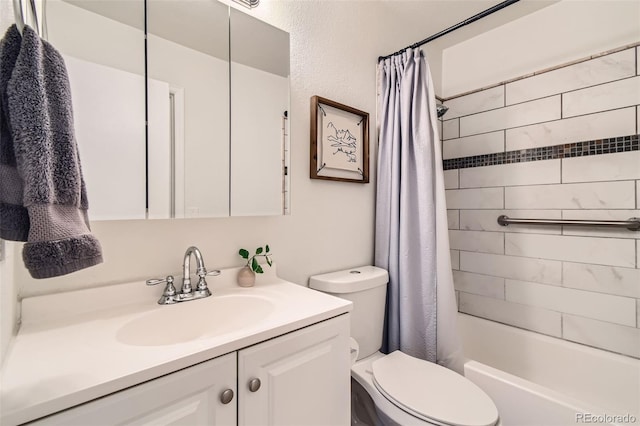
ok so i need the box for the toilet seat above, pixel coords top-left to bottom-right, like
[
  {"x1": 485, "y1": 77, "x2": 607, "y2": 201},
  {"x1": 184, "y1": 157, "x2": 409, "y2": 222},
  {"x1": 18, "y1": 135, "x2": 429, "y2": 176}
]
[{"x1": 371, "y1": 351, "x2": 498, "y2": 426}]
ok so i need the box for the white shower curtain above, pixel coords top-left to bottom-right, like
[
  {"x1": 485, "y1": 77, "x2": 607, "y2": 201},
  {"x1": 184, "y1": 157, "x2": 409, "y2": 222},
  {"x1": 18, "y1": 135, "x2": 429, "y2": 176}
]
[{"x1": 375, "y1": 48, "x2": 462, "y2": 373}]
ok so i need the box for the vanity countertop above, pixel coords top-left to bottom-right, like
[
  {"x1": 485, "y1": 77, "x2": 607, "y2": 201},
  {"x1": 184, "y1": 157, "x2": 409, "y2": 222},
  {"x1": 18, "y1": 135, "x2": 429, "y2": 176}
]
[{"x1": 0, "y1": 267, "x2": 352, "y2": 425}]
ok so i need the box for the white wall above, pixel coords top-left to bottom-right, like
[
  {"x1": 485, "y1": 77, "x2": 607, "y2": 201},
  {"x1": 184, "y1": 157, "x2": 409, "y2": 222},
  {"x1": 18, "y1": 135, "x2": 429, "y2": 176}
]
[
  {"x1": 0, "y1": 241, "x2": 16, "y2": 367},
  {"x1": 12, "y1": 1, "x2": 438, "y2": 299},
  {"x1": 442, "y1": 0, "x2": 640, "y2": 97},
  {"x1": 0, "y1": 0, "x2": 17, "y2": 367}
]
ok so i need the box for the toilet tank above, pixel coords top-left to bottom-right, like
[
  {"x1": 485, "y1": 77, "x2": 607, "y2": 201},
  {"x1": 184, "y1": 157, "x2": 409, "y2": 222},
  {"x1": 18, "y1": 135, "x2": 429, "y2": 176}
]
[{"x1": 309, "y1": 266, "x2": 388, "y2": 360}]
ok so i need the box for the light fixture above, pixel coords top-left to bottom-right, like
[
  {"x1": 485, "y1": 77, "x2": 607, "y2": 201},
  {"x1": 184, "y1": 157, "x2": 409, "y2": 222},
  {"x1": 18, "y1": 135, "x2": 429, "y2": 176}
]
[{"x1": 232, "y1": 0, "x2": 259, "y2": 8}]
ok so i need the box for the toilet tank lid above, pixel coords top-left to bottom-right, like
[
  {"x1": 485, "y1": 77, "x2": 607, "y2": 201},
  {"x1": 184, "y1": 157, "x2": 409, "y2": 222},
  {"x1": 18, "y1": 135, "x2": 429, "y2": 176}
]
[{"x1": 309, "y1": 266, "x2": 388, "y2": 293}]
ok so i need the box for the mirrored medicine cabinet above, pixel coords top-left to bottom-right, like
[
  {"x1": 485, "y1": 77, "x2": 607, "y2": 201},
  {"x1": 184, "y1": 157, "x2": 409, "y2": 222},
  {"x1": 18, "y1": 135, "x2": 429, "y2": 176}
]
[{"x1": 46, "y1": 0, "x2": 290, "y2": 220}]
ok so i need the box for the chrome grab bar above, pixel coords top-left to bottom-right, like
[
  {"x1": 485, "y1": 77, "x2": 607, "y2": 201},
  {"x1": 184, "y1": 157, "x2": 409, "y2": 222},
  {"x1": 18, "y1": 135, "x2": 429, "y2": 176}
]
[{"x1": 497, "y1": 215, "x2": 640, "y2": 231}]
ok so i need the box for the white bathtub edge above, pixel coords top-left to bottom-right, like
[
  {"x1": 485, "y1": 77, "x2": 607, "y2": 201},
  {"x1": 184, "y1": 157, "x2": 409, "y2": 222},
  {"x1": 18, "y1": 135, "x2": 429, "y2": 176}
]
[
  {"x1": 464, "y1": 358, "x2": 639, "y2": 426},
  {"x1": 458, "y1": 313, "x2": 639, "y2": 417}
]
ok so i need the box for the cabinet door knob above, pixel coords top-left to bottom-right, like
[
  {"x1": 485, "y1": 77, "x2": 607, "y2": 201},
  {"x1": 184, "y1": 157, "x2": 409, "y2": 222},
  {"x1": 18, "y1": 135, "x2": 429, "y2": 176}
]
[
  {"x1": 248, "y1": 378, "x2": 261, "y2": 392},
  {"x1": 220, "y1": 389, "x2": 234, "y2": 404}
]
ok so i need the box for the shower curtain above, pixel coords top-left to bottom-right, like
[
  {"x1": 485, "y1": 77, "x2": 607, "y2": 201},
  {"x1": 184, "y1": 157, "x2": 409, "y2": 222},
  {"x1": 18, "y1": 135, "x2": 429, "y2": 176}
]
[{"x1": 375, "y1": 48, "x2": 462, "y2": 373}]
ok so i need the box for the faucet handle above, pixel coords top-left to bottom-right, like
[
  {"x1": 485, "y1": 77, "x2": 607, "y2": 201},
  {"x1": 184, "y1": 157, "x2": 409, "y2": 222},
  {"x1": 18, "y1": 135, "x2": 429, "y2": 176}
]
[
  {"x1": 146, "y1": 275, "x2": 178, "y2": 305},
  {"x1": 194, "y1": 269, "x2": 219, "y2": 297},
  {"x1": 146, "y1": 275, "x2": 175, "y2": 286}
]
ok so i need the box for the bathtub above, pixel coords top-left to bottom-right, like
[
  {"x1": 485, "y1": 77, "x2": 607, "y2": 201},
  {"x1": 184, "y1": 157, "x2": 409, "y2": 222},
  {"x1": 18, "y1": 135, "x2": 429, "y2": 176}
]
[{"x1": 457, "y1": 314, "x2": 639, "y2": 426}]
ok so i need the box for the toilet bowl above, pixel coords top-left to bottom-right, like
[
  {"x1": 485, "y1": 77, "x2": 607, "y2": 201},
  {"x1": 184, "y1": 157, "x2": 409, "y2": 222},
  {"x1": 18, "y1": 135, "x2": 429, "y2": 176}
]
[{"x1": 310, "y1": 266, "x2": 499, "y2": 426}]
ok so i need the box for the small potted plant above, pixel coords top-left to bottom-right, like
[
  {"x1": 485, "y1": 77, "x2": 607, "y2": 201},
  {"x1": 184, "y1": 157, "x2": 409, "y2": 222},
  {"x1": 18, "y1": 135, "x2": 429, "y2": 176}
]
[{"x1": 237, "y1": 245, "x2": 272, "y2": 287}]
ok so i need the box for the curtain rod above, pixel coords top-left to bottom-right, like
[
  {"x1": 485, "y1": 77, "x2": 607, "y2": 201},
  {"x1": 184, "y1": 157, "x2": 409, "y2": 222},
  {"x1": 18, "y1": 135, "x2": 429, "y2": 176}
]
[{"x1": 378, "y1": 0, "x2": 520, "y2": 62}]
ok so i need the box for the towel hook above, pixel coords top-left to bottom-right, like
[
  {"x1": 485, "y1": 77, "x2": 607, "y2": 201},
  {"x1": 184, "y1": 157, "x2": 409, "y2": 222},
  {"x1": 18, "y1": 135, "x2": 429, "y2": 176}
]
[
  {"x1": 12, "y1": 0, "x2": 40, "y2": 36},
  {"x1": 12, "y1": 0, "x2": 26, "y2": 35},
  {"x1": 28, "y1": 0, "x2": 40, "y2": 36}
]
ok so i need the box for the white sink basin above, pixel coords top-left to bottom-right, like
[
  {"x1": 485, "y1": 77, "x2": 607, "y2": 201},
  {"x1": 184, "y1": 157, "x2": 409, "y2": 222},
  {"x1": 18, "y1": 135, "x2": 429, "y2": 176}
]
[{"x1": 116, "y1": 294, "x2": 275, "y2": 346}]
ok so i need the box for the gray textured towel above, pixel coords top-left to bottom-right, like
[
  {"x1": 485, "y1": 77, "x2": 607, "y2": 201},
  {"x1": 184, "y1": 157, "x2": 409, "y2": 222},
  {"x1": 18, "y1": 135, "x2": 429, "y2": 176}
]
[
  {"x1": 0, "y1": 24, "x2": 103, "y2": 279},
  {"x1": 0, "y1": 24, "x2": 28, "y2": 241}
]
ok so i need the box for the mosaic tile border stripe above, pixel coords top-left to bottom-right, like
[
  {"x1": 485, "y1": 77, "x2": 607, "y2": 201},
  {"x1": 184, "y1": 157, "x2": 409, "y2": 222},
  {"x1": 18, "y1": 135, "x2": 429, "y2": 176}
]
[{"x1": 442, "y1": 134, "x2": 639, "y2": 170}]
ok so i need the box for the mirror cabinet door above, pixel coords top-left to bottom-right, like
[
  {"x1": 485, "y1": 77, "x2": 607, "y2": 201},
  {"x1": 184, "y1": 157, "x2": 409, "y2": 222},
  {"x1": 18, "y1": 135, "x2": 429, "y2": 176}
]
[
  {"x1": 230, "y1": 9, "x2": 290, "y2": 216},
  {"x1": 47, "y1": 0, "x2": 146, "y2": 220},
  {"x1": 146, "y1": 0, "x2": 230, "y2": 219},
  {"x1": 46, "y1": 1, "x2": 289, "y2": 220}
]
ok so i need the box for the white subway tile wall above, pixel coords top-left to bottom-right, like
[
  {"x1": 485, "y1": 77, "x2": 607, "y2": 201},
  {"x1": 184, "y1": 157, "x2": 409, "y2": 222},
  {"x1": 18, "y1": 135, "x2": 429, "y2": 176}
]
[
  {"x1": 505, "y1": 280, "x2": 637, "y2": 326},
  {"x1": 449, "y1": 230, "x2": 504, "y2": 254},
  {"x1": 452, "y1": 270, "x2": 505, "y2": 299},
  {"x1": 459, "y1": 292, "x2": 562, "y2": 337},
  {"x1": 561, "y1": 209, "x2": 640, "y2": 240},
  {"x1": 562, "y1": 314, "x2": 640, "y2": 358},
  {"x1": 442, "y1": 118, "x2": 459, "y2": 140},
  {"x1": 443, "y1": 46, "x2": 640, "y2": 358},
  {"x1": 445, "y1": 187, "x2": 504, "y2": 209},
  {"x1": 460, "y1": 209, "x2": 562, "y2": 234},
  {"x1": 450, "y1": 250, "x2": 460, "y2": 270},
  {"x1": 443, "y1": 85, "x2": 504, "y2": 120},
  {"x1": 562, "y1": 262, "x2": 640, "y2": 298},
  {"x1": 505, "y1": 49, "x2": 636, "y2": 105},
  {"x1": 459, "y1": 159, "x2": 561, "y2": 188},
  {"x1": 447, "y1": 210, "x2": 459, "y2": 230},
  {"x1": 504, "y1": 233, "x2": 636, "y2": 268},
  {"x1": 460, "y1": 95, "x2": 561, "y2": 136},
  {"x1": 562, "y1": 151, "x2": 640, "y2": 183},
  {"x1": 443, "y1": 131, "x2": 504, "y2": 160},
  {"x1": 504, "y1": 181, "x2": 636, "y2": 209},
  {"x1": 443, "y1": 169, "x2": 458, "y2": 189},
  {"x1": 505, "y1": 108, "x2": 635, "y2": 151},
  {"x1": 460, "y1": 252, "x2": 562, "y2": 285},
  {"x1": 562, "y1": 76, "x2": 640, "y2": 118}
]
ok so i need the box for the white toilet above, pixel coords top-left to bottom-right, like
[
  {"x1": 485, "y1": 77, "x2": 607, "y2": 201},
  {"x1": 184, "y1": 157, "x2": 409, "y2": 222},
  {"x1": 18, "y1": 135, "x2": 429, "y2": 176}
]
[{"x1": 309, "y1": 266, "x2": 499, "y2": 426}]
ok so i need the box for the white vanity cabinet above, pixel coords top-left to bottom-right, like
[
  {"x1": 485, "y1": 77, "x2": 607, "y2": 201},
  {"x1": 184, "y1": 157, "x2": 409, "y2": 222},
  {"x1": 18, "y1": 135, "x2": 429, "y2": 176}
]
[
  {"x1": 29, "y1": 353, "x2": 238, "y2": 426},
  {"x1": 238, "y1": 313, "x2": 350, "y2": 426},
  {"x1": 28, "y1": 314, "x2": 350, "y2": 426}
]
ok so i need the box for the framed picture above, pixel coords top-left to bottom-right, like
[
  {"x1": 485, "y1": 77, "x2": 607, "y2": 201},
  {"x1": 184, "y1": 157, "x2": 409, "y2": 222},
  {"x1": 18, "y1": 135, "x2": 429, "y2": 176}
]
[{"x1": 310, "y1": 96, "x2": 369, "y2": 183}]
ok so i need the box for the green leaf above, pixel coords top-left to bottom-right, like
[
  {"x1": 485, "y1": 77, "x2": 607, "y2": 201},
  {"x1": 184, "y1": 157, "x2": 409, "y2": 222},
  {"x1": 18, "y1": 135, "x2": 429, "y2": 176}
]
[
  {"x1": 265, "y1": 245, "x2": 270, "y2": 253},
  {"x1": 251, "y1": 257, "x2": 259, "y2": 271},
  {"x1": 255, "y1": 264, "x2": 264, "y2": 274},
  {"x1": 256, "y1": 247, "x2": 263, "y2": 255},
  {"x1": 266, "y1": 256, "x2": 272, "y2": 267},
  {"x1": 239, "y1": 248, "x2": 249, "y2": 259}
]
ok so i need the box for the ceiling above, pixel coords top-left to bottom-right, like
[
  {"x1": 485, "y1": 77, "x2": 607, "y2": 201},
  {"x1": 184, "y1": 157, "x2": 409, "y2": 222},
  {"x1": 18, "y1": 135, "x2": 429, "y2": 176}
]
[{"x1": 375, "y1": 0, "x2": 559, "y2": 57}]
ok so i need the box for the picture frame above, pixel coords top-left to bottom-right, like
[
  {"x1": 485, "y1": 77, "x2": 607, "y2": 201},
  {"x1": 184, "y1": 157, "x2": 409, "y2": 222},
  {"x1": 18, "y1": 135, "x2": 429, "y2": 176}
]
[{"x1": 310, "y1": 96, "x2": 369, "y2": 183}]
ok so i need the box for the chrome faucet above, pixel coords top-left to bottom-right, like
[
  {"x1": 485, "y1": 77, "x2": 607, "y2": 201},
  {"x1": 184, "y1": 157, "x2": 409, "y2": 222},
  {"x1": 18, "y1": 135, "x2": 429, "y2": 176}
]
[
  {"x1": 146, "y1": 246, "x2": 220, "y2": 305},
  {"x1": 182, "y1": 246, "x2": 216, "y2": 298}
]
